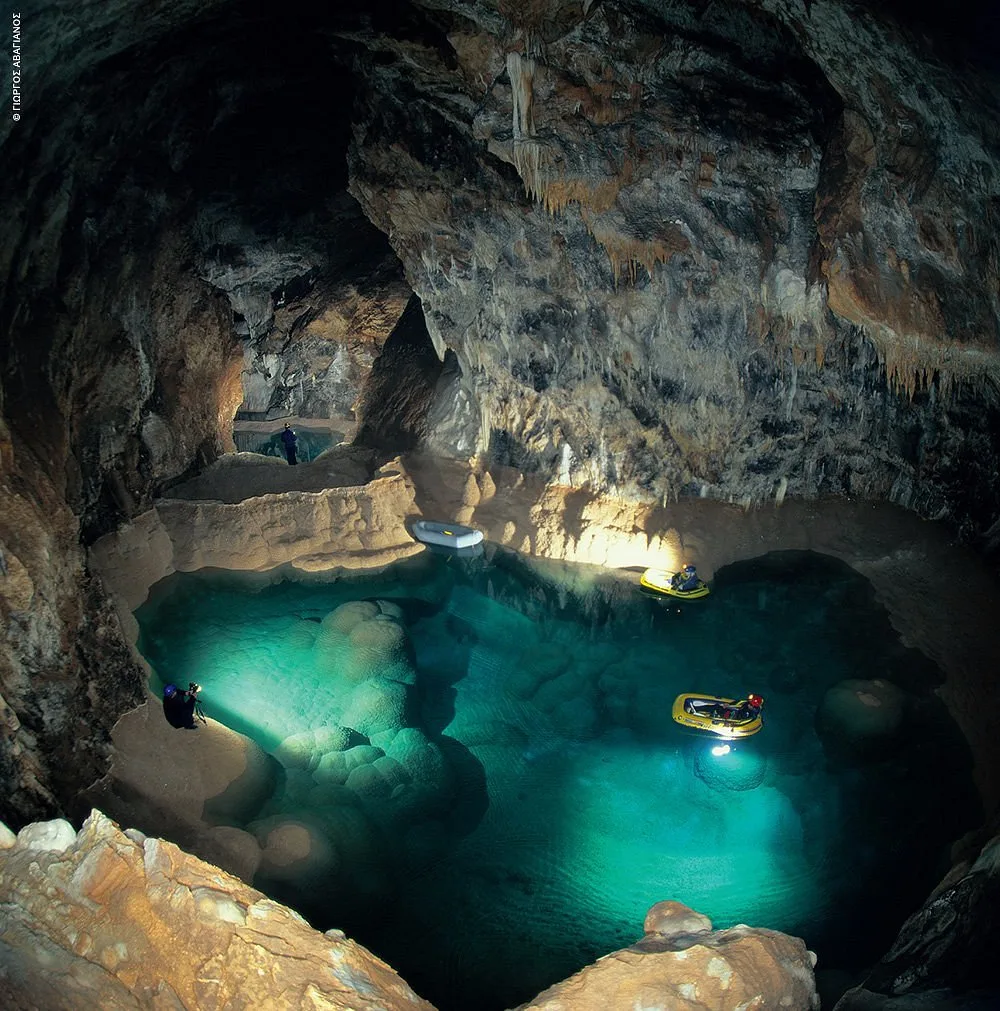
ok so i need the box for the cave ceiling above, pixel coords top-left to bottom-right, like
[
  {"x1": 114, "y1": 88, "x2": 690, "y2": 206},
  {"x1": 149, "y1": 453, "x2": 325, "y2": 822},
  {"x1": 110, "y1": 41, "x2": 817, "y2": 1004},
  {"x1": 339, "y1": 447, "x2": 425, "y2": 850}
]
[{"x1": 3, "y1": 0, "x2": 998, "y2": 553}]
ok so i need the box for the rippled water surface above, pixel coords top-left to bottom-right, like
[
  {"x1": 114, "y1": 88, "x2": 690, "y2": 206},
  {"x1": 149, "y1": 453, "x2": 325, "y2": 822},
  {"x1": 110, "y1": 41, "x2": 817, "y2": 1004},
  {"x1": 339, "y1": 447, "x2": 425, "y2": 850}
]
[{"x1": 135, "y1": 549, "x2": 979, "y2": 1010}]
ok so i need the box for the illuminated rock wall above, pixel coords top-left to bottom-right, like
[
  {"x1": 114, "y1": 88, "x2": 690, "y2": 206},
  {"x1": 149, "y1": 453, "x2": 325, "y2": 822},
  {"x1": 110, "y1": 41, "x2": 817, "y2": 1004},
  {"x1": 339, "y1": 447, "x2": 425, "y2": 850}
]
[{"x1": 348, "y1": 0, "x2": 1000, "y2": 535}]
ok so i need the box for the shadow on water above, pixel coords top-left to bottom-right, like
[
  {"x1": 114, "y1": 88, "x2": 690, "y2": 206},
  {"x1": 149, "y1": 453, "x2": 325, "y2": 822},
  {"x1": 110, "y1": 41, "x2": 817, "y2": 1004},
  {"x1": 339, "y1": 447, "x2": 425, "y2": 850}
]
[{"x1": 134, "y1": 548, "x2": 981, "y2": 1011}]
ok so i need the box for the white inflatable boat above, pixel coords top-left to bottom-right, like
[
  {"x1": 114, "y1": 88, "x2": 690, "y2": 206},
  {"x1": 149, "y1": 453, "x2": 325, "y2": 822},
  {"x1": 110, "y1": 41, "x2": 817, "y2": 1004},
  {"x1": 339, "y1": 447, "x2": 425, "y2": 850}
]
[{"x1": 412, "y1": 520, "x2": 484, "y2": 549}]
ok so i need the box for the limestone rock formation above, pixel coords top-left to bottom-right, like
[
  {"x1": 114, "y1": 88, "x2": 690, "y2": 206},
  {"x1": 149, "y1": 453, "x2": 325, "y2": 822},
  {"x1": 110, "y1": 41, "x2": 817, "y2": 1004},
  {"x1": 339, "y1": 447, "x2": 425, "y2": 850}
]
[
  {"x1": 80, "y1": 702, "x2": 280, "y2": 884},
  {"x1": 816, "y1": 677, "x2": 910, "y2": 763},
  {"x1": 517, "y1": 899, "x2": 820, "y2": 1010},
  {"x1": 2, "y1": 0, "x2": 999, "y2": 1006},
  {"x1": 203, "y1": 192, "x2": 412, "y2": 425},
  {"x1": 347, "y1": 0, "x2": 1000, "y2": 534},
  {"x1": 0, "y1": 505, "x2": 146, "y2": 823},
  {"x1": 87, "y1": 461, "x2": 423, "y2": 625},
  {"x1": 0, "y1": 809, "x2": 435, "y2": 1010}
]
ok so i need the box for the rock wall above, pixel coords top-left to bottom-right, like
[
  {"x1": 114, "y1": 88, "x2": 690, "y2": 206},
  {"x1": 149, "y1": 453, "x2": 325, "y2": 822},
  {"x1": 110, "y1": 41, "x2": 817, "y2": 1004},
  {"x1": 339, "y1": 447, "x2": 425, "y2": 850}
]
[
  {"x1": 347, "y1": 0, "x2": 1000, "y2": 541},
  {"x1": 833, "y1": 825, "x2": 1000, "y2": 1009},
  {"x1": 0, "y1": 468, "x2": 145, "y2": 825},
  {"x1": 201, "y1": 191, "x2": 412, "y2": 425},
  {"x1": 1, "y1": 4, "x2": 998, "y2": 991}
]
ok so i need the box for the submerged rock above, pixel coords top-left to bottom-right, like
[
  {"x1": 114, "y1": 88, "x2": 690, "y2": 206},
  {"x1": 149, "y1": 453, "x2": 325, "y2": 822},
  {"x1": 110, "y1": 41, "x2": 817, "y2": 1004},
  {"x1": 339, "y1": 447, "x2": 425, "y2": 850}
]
[
  {"x1": 816, "y1": 678, "x2": 909, "y2": 762},
  {"x1": 694, "y1": 745, "x2": 768, "y2": 792}
]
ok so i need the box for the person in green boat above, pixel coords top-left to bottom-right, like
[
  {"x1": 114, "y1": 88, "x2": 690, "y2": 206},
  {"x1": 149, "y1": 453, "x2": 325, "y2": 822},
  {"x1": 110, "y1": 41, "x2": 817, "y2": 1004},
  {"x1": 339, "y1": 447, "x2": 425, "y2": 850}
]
[{"x1": 671, "y1": 564, "x2": 700, "y2": 592}]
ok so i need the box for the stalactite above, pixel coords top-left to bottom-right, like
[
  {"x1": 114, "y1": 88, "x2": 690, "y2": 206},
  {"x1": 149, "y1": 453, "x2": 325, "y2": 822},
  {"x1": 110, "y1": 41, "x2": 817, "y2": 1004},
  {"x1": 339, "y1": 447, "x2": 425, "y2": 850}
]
[
  {"x1": 872, "y1": 327, "x2": 991, "y2": 401},
  {"x1": 512, "y1": 138, "x2": 550, "y2": 202},
  {"x1": 507, "y1": 51, "x2": 535, "y2": 140},
  {"x1": 502, "y1": 53, "x2": 668, "y2": 286},
  {"x1": 785, "y1": 360, "x2": 797, "y2": 421},
  {"x1": 539, "y1": 177, "x2": 620, "y2": 216},
  {"x1": 587, "y1": 229, "x2": 687, "y2": 287},
  {"x1": 507, "y1": 51, "x2": 554, "y2": 202}
]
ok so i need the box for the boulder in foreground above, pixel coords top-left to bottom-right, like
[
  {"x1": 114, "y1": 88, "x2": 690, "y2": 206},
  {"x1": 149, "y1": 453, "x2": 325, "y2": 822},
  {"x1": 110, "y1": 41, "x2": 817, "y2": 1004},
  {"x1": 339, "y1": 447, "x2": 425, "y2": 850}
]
[
  {"x1": 515, "y1": 898, "x2": 819, "y2": 1011},
  {"x1": 0, "y1": 809, "x2": 434, "y2": 1011}
]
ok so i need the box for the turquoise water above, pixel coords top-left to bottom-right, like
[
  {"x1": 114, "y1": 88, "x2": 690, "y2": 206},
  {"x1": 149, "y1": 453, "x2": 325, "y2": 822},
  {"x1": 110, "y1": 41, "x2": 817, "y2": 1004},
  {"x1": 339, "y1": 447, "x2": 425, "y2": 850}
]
[{"x1": 135, "y1": 549, "x2": 979, "y2": 1010}]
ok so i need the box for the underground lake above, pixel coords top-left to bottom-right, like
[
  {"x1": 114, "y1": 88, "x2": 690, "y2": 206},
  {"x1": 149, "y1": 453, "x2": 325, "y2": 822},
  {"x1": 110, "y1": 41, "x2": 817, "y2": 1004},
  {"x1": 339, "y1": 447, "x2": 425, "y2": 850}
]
[{"x1": 133, "y1": 547, "x2": 979, "y2": 1010}]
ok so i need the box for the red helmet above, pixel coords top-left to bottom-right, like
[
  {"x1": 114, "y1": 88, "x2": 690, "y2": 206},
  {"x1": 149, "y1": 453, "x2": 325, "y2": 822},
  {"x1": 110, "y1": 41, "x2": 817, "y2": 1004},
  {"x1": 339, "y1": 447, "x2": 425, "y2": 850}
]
[{"x1": 748, "y1": 693, "x2": 764, "y2": 707}]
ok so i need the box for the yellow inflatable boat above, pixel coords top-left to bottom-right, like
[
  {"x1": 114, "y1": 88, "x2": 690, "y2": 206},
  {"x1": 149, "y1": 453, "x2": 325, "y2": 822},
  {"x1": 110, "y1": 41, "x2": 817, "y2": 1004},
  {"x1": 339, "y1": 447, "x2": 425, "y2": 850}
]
[
  {"x1": 640, "y1": 568, "x2": 711, "y2": 599},
  {"x1": 671, "y1": 693, "x2": 764, "y2": 738}
]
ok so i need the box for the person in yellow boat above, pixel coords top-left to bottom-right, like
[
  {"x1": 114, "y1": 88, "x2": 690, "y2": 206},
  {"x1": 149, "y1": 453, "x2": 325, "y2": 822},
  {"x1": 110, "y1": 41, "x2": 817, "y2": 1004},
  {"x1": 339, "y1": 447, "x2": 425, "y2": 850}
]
[
  {"x1": 734, "y1": 693, "x2": 764, "y2": 721},
  {"x1": 710, "y1": 694, "x2": 763, "y2": 722},
  {"x1": 671, "y1": 564, "x2": 700, "y2": 592}
]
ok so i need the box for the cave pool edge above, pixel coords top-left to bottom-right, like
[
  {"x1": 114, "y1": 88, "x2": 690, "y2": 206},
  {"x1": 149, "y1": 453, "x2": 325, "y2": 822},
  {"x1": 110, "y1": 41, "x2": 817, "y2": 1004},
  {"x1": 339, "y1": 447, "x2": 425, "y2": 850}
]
[{"x1": 127, "y1": 545, "x2": 981, "y2": 1009}]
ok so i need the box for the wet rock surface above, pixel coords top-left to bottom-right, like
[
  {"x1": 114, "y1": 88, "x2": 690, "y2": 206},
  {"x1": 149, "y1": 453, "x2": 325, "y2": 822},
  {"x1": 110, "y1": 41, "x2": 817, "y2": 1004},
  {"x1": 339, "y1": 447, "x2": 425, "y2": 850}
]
[{"x1": 834, "y1": 830, "x2": 1000, "y2": 1010}]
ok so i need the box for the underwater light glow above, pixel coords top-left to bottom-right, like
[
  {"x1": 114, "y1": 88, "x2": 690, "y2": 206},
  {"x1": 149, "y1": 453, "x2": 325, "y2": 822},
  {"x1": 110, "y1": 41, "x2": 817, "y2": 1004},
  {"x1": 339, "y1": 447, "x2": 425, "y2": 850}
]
[{"x1": 711, "y1": 743, "x2": 731, "y2": 756}]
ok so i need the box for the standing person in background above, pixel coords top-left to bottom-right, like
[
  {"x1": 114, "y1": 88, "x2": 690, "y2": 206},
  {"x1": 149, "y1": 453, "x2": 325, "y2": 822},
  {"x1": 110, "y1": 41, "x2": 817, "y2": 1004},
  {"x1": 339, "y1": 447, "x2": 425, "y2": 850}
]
[{"x1": 280, "y1": 423, "x2": 298, "y2": 465}]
